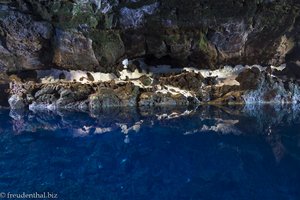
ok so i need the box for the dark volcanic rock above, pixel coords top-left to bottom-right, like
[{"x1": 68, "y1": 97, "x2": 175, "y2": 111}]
[
  {"x1": 139, "y1": 75, "x2": 152, "y2": 86},
  {"x1": 6, "y1": 65, "x2": 300, "y2": 110},
  {"x1": 210, "y1": 91, "x2": 245, "y2": 105},
  {"x1": 236, "y1": 67, "x2": 261, "y2": 90},
  {"x1": 0, "y1": 1, "x2": 299, "y2": 73},
  {"x1": 8, "y1": 81, "x2": 141, "y2": 111},
  {"x1": 139, "y1": 92, "x2": 190, "y2": 107},
  {"x1": 0, "y1": 7, "x2": 53, "y2": 72},
  {"x1": 159, "y1": 72, "x2": 205, "y2": 91},
  {"x1": 89, "y1": 82, "x2": 140, "y2": 110},
  {"x1": 2, "y1": 0, "x2": 300, "y2": 109},
  {"x1": 0, "y1": 73, "x2": 9, "y2": 106},
  {"x1": 53, "y1": 29, "x2": 99, "y2": 71},
  {"x1": 278, "y1": 62, "x2": 300, "y2": 79}
]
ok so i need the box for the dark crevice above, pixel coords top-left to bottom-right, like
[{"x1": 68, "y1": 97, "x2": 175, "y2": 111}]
[
  {"x1": 144, "y1": 55, "x2": 184, "y2": 68},
  {"x1": 0, "y1": 83, "x2": 9, "y2": 107}
]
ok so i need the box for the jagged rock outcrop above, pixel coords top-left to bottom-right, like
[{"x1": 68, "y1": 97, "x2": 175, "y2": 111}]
[
  {"x1": 9, "y1": 80, "x2": 142, "y2": 110},
  {"x1": 6, "y1": 65, "x2": 300, "y2": 110}
]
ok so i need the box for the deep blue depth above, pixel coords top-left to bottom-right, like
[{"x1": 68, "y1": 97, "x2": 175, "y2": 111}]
[{"x1": 0, "y1": 105, "x2": 300, "y2": 200}]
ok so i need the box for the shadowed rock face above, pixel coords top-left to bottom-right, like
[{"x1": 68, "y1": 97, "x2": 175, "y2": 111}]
[
  {"x1": 0, "y1": 72, "x2": 10, "y2": 107},
  {"x1": 0, "y1": 0, "x2": 299, "y2": 73}
]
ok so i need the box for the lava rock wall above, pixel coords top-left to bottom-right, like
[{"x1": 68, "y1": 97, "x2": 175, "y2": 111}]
[{"x1": 0, "y1": 0, "x2": 299, "y2": 73}]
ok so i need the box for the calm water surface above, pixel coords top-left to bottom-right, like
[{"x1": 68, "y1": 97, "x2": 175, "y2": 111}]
[{"x1": 0, "y1": 105, "x2": 300, "y2": 200}]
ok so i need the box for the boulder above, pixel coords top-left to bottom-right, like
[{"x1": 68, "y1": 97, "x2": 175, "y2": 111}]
[
  {"x1": 139, "y1": 75, "x2": 152, "y2": 86},
  {"x1": 236, "y1": 67, "x2": 261, "y2": 90},
  {"x1": 53, "y1": 29, "x2": 99, "y2": 71},
  {"x1": 89, "y1": 83, "x2": 140, "y2": 110},
  {"x1": 89, "y1": 89, "x2": 121, "y2": 110}
]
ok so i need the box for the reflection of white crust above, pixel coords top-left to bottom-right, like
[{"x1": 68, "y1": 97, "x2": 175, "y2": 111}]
[
  {"x1": 72, "y1": 120, "x2": 144, "y2": 137},
  {"x1": 117, "y1": 120, "x2": 144, "y2": 134},
  {"x1": 184, "y1": 119, "x2": 241, "y2": 135},
  {"x1": 156, "y1": 110, "x2": 194, "y2": 120},
  {"x1": 200, "y1": 119, "x2": 240, "y2": 134}
]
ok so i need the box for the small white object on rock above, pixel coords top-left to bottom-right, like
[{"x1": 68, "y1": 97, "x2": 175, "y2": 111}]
[{"x1": 122, "y1": 59, "x2": 129, "y2": 69}]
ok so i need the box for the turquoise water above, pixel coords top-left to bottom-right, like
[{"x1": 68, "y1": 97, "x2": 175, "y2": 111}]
[{"x1": 0, "y1": 105, "x2": 300, "y2": 200}]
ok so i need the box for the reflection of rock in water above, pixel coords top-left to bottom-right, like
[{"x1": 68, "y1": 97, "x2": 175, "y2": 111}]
[
  {"x1": 4, "y1": 105, "x2": 300, "y2": 137},
  {"x1": 2, "y1": 105, "x2": 300, "y2": 163},
  {"x1": 266, "y1": 132, "x2": 286, "y2": 162}
]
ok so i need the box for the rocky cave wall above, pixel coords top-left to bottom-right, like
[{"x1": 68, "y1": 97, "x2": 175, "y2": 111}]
[
  {"x1": 0, "y1": 0, "x2": 299, "y2": 74},
  {"x1": 1, "y1": 0, "x2": 300, "y2": 109}
]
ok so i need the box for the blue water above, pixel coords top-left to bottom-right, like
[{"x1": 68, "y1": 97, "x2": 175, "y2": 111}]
[{"x1": 0, "y1": 105, "x2": 300, "y2": 200}]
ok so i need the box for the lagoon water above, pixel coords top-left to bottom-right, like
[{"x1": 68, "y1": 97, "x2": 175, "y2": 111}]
[{"x1": 0, "y1": 105, "x2": 300, "y2": 200}]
